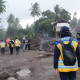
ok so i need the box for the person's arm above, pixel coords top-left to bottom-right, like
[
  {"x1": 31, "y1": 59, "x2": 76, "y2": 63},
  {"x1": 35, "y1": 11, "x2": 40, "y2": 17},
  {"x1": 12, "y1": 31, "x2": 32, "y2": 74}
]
[
  {"x1": 54, "y1": 43, "x2": 60, "y2": 74},
  {"x1": 76, "y1": 45, "x2": 80, "y2": 67},
  {"x1": 54, "y1": 44, "x2": 60, "y2": 69}
]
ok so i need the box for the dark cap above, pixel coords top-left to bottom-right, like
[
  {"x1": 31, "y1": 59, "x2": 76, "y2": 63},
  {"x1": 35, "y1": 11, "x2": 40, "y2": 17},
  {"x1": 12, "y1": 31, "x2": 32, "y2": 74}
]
[{"x1": 60, "y1": 26, "x2": 69, "y2": 32}]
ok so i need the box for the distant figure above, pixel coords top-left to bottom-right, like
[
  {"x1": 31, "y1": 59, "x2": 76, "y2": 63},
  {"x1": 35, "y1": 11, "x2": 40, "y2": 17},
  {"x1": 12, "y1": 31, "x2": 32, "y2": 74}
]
[
  {"x1": 25, "y1": 39, "x2": 28, "y2": 50},
  {"x1": 8, "y1": 40, "x2": 14, "y2": 55},
  {"x1": 27, "y1": 38, "x2": 31, "y2": 50},
  {"x1": 22, "y1": 37, "x2": 26, "y2": 51},
  {"x1": 15, "y1": 37, "x2": 21, "y2": 54},
  {"x1": 6, "y1": 38, "x2": 11, "y2": 53},
  {"x1": 0, "y1": 40, "x2": 6, "y2": 54}
]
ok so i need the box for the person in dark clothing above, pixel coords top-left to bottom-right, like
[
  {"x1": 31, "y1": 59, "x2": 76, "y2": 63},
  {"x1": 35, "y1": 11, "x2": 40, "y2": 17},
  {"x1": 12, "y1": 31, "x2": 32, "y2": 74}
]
[
  {"x1": 25, "y1": 39, "x2": 28, "y2": 50},
  {"x1": 8, "y1": 40, "x2": 14, "y2": 55},
  {"x1": 22, "y1": 37, "x2": 26, "y2": 51},
  {"x1": 27, "y1": 38, "x2": 31, "y2": 50},
  {"x1": 54, "y1": 26, "x2": 80, "y2": 80}
]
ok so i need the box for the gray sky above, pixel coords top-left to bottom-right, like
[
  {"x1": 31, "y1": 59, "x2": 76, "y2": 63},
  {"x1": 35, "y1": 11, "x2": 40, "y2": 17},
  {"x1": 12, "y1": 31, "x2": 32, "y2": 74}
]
[{"x1": 1, "y1": 0, "x2": 80, "y2": 29}]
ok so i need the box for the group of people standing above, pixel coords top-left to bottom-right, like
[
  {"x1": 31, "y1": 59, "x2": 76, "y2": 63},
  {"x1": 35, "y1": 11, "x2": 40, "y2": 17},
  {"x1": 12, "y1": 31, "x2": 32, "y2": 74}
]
[
  {"x1": 0, "y1": 37, "x2": 31, "y2": 55},
  {"x1": 0, "y1": 37, "x2": 21, "y2": 55},
  {"x1": 22, "y1": 37, "x2": 31, "y2": 51}
]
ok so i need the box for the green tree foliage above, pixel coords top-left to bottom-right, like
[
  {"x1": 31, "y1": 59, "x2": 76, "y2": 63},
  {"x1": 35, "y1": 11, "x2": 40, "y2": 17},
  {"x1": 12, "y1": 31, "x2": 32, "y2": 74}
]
[
  {"x1": 54, "y1": 4, "x2": 71, "y2": 21},
  {"x1": 60, "y1": 9, "x2": 71, "y2": 20},
  {"x1": 77, "y1": 19, "x2": 80, "y2": 27},
  {"x1": 34, "y1": 17, "x2": 47, "y2": 34},
  {"x1": 0, "y1": 0, "x2": 6, "y2": 24},
  {"x1": 0, "y1": 0, "x2": 6, "y2": 14},
  {"x1": 6, "y1": 14, "x2": 34, "y2": 39},
  {"x1": 29, "y1": 2, "x2": 40, "y2": 22},
  {"x1": 0, "y1": 18, "x2": 1, "y2": 23},
  {"x1": 34, "y1": 16, "x2": 55, "y2": 37},
  {"x1": 7, "y1": 14, "x2": 14, "y2": 25},
  {"x1": 70, "y1": 12, "x2": 78, "y2": 29},
  {"x1": 33, "y1": 5, "x2": 71, "y2": 37},
  {"x1": 7, "y1": 14, "x2": 15, "y2": 38},
  {"x1": 6, "y1": 14, "x2": 22, "y2": 39},
  {"x1": 42, "y1": 10, "x2": 55, "y2": 19},
  {"x1": 70, "y1": 12, "x2": 80, "y2": 29},
  {"x1": 70, "y1": 18, "x2": 77, "y2": 29},
  {"x1": 26, "y1": 24, "x2": 35, "y2": 38},
  {"x1": 0, "y1": 25, "x2": 6, "y2": 40},
  {"x1": 16, "y1": 24, "x2": 34, "y2": 39},
  {"x1": 54, "y1": 4, "x2": 61, "y2": 21},
  {"x1": 4, "y1": 4, "x2": 73, "y2": 39}
]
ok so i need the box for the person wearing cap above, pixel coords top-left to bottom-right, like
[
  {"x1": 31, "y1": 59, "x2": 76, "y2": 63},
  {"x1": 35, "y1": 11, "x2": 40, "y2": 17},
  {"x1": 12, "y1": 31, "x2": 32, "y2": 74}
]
[{"x1": 54, "y1": 26, "x2": 80, "y2": 80}]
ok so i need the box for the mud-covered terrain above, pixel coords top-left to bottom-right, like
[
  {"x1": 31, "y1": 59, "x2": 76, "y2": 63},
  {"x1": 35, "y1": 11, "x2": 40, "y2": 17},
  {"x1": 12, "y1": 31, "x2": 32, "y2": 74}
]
[{"x1": 0, "y1": 50, "x2": 80, "y2": 80}]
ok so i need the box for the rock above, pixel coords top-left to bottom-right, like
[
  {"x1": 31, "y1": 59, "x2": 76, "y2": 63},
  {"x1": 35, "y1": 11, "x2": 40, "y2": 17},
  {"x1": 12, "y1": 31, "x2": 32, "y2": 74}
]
[
  {"x1": 17, "y1": 69, "x2": 31, "y2": 77},
  {"x1": 0, "y1": 72, "x2": 10, "y2": 80},
  {"x1": 6, "y1": 77, "x2": 17, "y2": 80}
]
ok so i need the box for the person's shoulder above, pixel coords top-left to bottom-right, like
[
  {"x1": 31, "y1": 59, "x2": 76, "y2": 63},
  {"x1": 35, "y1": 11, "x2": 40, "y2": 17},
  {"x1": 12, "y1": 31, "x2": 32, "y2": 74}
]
[
  {"x1": 72, "y1": 37, "x2": 78, "y2": 42},
  {"x1": 55, "y1": 38, "x2": 60, "y2": 45}
]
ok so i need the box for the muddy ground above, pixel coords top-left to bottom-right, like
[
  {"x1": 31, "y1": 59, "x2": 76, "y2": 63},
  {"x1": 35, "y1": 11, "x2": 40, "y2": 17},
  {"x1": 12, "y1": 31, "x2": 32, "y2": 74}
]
[{"x1": 0, "y1": 50, "x2": 80, "y2": 80}]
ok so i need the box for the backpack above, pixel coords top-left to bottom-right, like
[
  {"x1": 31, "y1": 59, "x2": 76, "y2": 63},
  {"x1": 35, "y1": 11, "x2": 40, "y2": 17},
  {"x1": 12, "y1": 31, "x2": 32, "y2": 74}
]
[
  {"x1": 9, "y1": 41, "x2": 11, "y2": 47},
  {"x1": 58, "y1": 37, "x2": 76, "y2": 66}
]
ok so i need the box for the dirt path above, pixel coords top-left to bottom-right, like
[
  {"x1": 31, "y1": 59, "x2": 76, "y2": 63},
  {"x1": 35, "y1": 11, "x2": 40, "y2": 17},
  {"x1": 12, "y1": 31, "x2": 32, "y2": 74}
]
[{"x1": 0, "y1": 50, "x2": 79, "y2": 80}]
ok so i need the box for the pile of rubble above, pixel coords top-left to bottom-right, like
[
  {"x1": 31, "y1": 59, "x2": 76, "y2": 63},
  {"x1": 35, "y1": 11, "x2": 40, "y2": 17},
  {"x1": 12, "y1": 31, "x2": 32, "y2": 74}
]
[
  {"x1": 31, "y1": 34, "x2": 55, "y2": 52},
  {"x1": 31, "y1": 34, "x2": 44, "y2": 50}
]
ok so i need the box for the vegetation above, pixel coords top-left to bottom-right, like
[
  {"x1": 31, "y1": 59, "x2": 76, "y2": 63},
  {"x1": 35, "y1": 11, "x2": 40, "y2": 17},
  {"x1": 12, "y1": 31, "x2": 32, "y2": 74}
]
[
  {"x1": 70, "y1": 12, "x2": 80, "y2": 29},
  {"x1": 6, "y1": 14, "x2": 22, "y2": 39},
  {"x1": 0, "y1": 1, "x2": 80, "y2": 39},
  {"x1": 0, "y1": 0, "x2": 6, "y2": 14},
  {"x1": 33, "y1": 4, "x2": 71, "y2": 37},
  {"x1": 29, "y1": 2, "x2": 41, "y2": 22}
]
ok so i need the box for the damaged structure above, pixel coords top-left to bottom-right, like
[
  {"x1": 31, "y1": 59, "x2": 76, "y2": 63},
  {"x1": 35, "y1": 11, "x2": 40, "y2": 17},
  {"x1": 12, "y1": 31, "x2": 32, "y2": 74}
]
[{"x1": 51, "y1": 19, "x2": 70, "y2": 38}]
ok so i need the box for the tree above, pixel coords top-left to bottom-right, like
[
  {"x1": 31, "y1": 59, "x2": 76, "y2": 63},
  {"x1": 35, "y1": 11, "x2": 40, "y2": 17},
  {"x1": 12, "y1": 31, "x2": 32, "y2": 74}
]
[
  {"x1": 7, "y1": 14, "x2": 14, "y2": 26},
  {"x1": 6, "y1": 14, "x2": 22, "y2": 38},
  {"x1": 33, "y1": 5, "x2": 71, "y2": 37},
  {"x1": 26, "y1": 25, "x2": 34, "y2": 38},
  {"x1": 54, "y1": 4, "x2": 61, "y2": 21},
  {"x1": 73, "y1": 12, "x2": 77, "y2": 18},
  {"x1": 70, "y1": 12, "x2": 78, "y2": 29},
  {"x1": 33, "y1": 17, "x2": 55, "y2": 37},
  {"x1": 0, "y1": 0, "x2": 6, "y2": 14},
  {"x1": 54, "y1": 5, "x2": 71, "y2": 21},
  {"x1": 12, "y1": 18, "x2": 22, "y2": 30},
  {"x1": 0, "y1": 25, "x2": 5, "y2": 39},
  {"x1": 77, "y1": 19, "x2": 80, "y2": 27},
  {"x1": 60, "y1": 9, "x2": 71, "y2": 20},
  {"x1": 42, "y1": 10, "x2": 55, "y2": 19},
  {"x1": 29, "y1": 2, "x2": 40, "y2": 22},
  {"x1": 70, "y1": 18, "x2": 77, "y2": 29},
  {"x1": 7, "y1": 14, "x2": 15, "y2": 38},
  {"x1": 0, "y1": 18, "x2": 1, "y2": 23}
]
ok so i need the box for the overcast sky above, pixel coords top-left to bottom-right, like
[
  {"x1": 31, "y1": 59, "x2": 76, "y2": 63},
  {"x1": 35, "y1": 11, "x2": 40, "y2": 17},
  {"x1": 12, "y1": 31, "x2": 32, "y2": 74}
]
[{"x1": 1, "y1": 0, "x2": 80, "y2": 29}]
